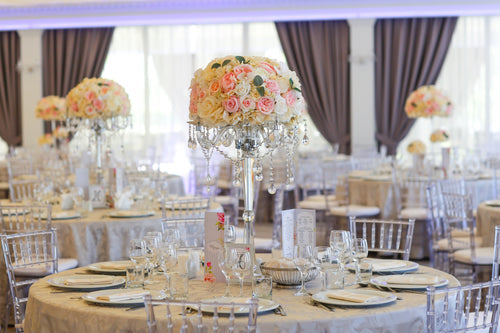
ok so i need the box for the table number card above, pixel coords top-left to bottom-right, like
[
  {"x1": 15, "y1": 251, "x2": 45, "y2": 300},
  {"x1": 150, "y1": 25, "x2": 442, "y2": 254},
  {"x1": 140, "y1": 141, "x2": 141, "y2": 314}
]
[
  {"x1": 282, "y1": 209, "x2": 316, "y2": 258},
  {"x1": 89, "y1": 184, "x2": 106, "y2": 209},
  {"x1": 204, "y1": 212, "x2": 226, "y2": 283}
]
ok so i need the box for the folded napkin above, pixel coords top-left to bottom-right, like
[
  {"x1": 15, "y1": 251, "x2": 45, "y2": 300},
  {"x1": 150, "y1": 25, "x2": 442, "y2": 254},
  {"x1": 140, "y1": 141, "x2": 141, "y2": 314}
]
[
  {"x1": 385, "y1": 274, "x2": 440, "y2": 285},
  {"x1": 96, "y1": 290, "x2": 150, "y2": 302},
  {"x1": 100, "y1": 263, "x2": 128, "y2": 270},
  {"x1": 64, "y1": 276, "x2": 114, "y2": 285},
  {"x1": 326, "y1": 290, "x2": 381, "y2": 303},
  {"x1": 371, "y1": 260, "x2": 407, "y2": 271},
  {"x1": 115, "y1": 190, "x2": 133, "y2": 210}
]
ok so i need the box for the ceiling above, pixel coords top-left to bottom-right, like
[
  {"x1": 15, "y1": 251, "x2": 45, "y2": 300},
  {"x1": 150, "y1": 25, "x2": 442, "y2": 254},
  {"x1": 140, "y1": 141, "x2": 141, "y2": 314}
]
[{"x1": 0, "y1": 0, "x2": 498, "y2": 30}]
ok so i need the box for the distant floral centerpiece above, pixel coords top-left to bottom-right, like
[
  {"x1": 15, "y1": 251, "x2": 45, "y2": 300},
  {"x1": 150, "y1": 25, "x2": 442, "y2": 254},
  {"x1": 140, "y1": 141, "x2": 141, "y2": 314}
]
[
  {"x1": 407, "y1": 140, "x2": 426, "y2": 154},
  {"x1": 37, "y1": 133, "x2": 53, "y2": 146},
  {"x1": 430, "y1": 129, "x2": 449, "y2": 143},
  {"x1": 404, "y1": 85, "x2": 453, "y2": 118},
  {"x1": 35, "y1": 96, "x2": 66, "y2": 121},
  {"x1": 66, "y1": 78, "x2": 131, "y2": 119},
  {"x1": 188, "y1": 55, "x2": 305, "y2": 127}
]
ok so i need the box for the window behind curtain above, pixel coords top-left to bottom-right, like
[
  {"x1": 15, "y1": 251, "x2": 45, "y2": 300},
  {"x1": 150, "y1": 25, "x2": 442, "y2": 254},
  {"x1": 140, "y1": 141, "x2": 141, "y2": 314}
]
[{"x1": 399, "y1": 16, "x2": 500, "y2": 157}]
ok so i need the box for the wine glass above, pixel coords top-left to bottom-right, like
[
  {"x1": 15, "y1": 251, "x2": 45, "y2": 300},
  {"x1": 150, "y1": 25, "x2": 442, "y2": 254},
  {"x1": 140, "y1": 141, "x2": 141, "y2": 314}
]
[
  {"x1": 159, "y1": 242, "x2": 177, "y2": 273},
  {"x1": 352, "y1": 238, "x2": 369, "y2": 283},
  {"x1": 312, "y1": 246, "x2": 336, "y2": 291},
  {"x1": 329, "y1": 230, "x2": 352, "y2": 269},
  {"x1": 129, "y1": 239, "x2": 147, "y2": 266},
  {"x1": 143, "y1": 235, "x2": 160, "y2": 281},
  {"x1": 218, "y1": 248, "x2": 236, "y2": 298},
  {"x1": 163, "y1": 227, "x2": 181, "y2": 248},
  {"x1": 231, "y1": 247, "x2": 251, "y2": 297},
  {"x1": 293, "y1": 244, "x2": 313, "y2": 296},
  {"x1": 224, "y1": 225, "x2": 236, "y2": 243}
]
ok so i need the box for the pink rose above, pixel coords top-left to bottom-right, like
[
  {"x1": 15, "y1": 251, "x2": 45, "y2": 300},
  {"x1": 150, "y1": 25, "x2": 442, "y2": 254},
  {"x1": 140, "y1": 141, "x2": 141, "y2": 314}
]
[
  {"x1": 101, "y1": 86, "x2": 109, "y2": 94},
  {"x1": 198, "y1": 90, "x2": 206, "y2": 99},
  {"x1": 259, "y1": 62, "x2": 277, "y2": 74},
  {"x1": 209, "y1": 81, "x2": 220, "y2": 94},
  {"x1": 71, "y1": 102, "x2": 78, "y2": 111},
  {"x1": 221, "y1": 72, "x2": 236, "y2": 93},
  {"x1": 93, "y1": 99, "x2": 104, "y2": 111},
  {"x1": 284, "y1": 90, "x2": 297, "y2": 106},
  {"x1": 223, "y1": 96, "x2": 240, "y2": 113},
  {"x1": 265, "y1": 80, "x2": 280, "y2": 93},
  {"x1": 85, "y1": 91, "x2": 96, "y2": 101},
  {"x1": 233, "y1": 64, "x2": 253, "y2": 76},
  {"x1": 85, "y1": 106, "x2": 95, "y2": 115},
  {"x1": 241, "y1": 98, "x2": 255, "y2": 111},
  {"x1": 256, "y1": 96, "x2": 275, "y2": 115}
]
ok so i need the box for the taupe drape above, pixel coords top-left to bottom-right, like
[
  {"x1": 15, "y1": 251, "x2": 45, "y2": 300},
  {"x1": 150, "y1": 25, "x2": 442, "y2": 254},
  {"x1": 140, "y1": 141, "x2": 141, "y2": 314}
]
[
  {"x1": 374, "y1": 17, "x2": 457, "y2": 155},
  {"x1": 0, "y1": 31, "x2": 21, "y2": 146},
  {"x1": 276, "y1": 20, "x2": 351, "y2": 153},
  {"x1": 42, "y1": 27, "x2": 114, "y2": 132}
]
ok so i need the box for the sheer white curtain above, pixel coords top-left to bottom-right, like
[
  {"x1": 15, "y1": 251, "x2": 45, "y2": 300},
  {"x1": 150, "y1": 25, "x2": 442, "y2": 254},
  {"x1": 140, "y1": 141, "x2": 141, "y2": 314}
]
[
  {"x1": 399, "y1": 16, "x2": 499, "y2": 156},
  {"x1": 101, "y1": 23, "x2": 288, "y2": 179}
]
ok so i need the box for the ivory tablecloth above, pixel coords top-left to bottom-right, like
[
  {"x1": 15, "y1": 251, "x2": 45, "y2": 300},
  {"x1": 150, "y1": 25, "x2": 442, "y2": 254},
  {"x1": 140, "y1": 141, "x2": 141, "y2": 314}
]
[
  {"x1": 476, "y1": 202, "x2": 500, "y2": 246},
  {"x1": 24, "y1": 265, "x2": 459, "y2": 333}
]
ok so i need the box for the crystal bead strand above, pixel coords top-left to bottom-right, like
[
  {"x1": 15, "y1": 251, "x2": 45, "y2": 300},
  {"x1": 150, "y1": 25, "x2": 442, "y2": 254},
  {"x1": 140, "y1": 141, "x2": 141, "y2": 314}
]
[
  {"x1": 302, "y1": 119, "x2": 310, "y2": 145},
  {"x1": 267, "y1": 151, "x2": 276, "y2": 194}
]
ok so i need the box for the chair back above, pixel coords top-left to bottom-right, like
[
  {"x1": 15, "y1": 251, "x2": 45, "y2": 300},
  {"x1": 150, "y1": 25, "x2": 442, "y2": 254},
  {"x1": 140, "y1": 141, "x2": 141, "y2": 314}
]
[
  {"x1": 0, "y1": 205, "x2": 52, "y2": 233},
  {"x1": 1, "y1": 229, "x2": 59, "y2": 332},
  {"x1": 6, "y1": 157, "x2": 34, "y2": 180},
  {"x1": 349, "y1": 217, "x2": 415, "y2": 260},
  {"x1": 494, "y1": 226, "x2": 500, "y2": 280},
  {"x1": 161, "y1": 197, "x2": 210, "y2": 219},
  {"x1": 144, "y1": 294, "x2": 258, "y2": 333},
  {"x1": 161, "y1": 218, "x2": 205, "y2": 248},
  {"x1": 321, "y1": 159, "x2": 353, "y2": 209},
  {"x1": 426, "y1": 183, "x2": 447, "y2": 269},
  {"x1": 426, "y1": 279, "x2": 500, "y2": 333}
]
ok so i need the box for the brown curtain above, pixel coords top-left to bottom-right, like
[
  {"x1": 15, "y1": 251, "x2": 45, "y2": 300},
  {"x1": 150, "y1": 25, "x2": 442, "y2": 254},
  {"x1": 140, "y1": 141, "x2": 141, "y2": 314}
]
[
  {"x1": 0, "y1": 31, "x2": 21, "y2": 146},
  {"x1": 374, "y1": 17, "x2": 457, "y2": 155},
  {"x1": 276, "y1": 20, "x2": 351, "y2": 153},
  {"x1": 42, "y1": 27, "x2": 114, "y2": 132}
]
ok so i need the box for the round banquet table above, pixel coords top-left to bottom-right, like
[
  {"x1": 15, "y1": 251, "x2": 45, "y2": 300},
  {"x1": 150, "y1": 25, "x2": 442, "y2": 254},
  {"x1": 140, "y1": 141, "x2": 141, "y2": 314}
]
[
  {"x1": 476, "y1": 201, "x2": 500, "y2": 247},
  {"x1": 24, "y1": 264, "x2": 459, "y2": 333}
]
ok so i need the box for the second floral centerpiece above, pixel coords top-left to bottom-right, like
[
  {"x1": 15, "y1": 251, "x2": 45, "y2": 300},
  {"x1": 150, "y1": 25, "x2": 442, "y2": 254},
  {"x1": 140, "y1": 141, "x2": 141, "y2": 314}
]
[{"x1": 188, "y1": 55, "x2": 307, "y2": 255}]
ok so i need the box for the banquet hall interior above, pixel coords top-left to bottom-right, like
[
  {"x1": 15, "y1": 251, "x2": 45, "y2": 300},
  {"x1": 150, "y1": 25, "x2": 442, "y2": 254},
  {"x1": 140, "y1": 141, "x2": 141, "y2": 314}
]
[{"x1": 2, "y1": 0, "x2": 500, "y2": 332}]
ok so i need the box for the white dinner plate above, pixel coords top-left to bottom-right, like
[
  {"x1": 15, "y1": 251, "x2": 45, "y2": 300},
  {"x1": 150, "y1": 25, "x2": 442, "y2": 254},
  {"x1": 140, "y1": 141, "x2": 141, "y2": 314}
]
[
  {"x1": 82, "y1": 289, "x2": 165, "y2": 306},
  {"x1": 312, "y1": 289, "x2": 397, "y2": 307},
  {"x1": 1, "y1": 208, "x2": 30, "y2": 216},
  {"x1": 33, "y1": 211, "x2": 81, "y2": 220},
  {"x1": 370, "y1": 274, "x2": 449, "y2": 290},
  {"x1": 47, "y1": 274, "x2": 125, "y2": 290},
  {"x1": 485, "y1": 200, "x2": 500, "y2": 207},
  {"x1": 199, "y1": 297, "x2": 279, "y2": 314},
  {"x1": 108, "y1": 210, "x2": 155, "y2": 218},
  {"x1": 163, "y1": 202, "x2": 207, "y2": 210},
  {"x1": 86, "y1": 261, "x2": 130, "y2": 274},
  {"x1": 347, "y1": 259, "x2": 419, "y2": 274}
]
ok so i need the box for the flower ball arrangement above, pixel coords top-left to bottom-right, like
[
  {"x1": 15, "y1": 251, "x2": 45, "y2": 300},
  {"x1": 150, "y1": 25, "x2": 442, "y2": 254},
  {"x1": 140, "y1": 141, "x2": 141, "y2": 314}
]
[
  {"x1": 35, "y1": 96, "x2": 66, "y2": 121},
  {"x1": 188, "y1": 55, "x2": 306, "y2": 127},
  {"x1": 66, "y1": 78, "x2": 131, "y2": 119},
  {"x1": 430, "y1": 129, "x2": 449, "y2": 143},
  {"x1": 407, "y1": 140, "x2": 426, "y2": 154},
  {"x1": 404, "y1": 85, "x2": 453, "y2": 118}
]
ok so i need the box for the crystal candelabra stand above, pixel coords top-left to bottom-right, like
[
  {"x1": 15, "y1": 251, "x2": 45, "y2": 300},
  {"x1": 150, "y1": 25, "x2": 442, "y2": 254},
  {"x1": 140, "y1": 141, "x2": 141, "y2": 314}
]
[
  {"x1": 66, "y1": 116, "x2": 131, "y2": 185},
  {"x1": 188, "y1": 120, "x2": 308, "y2": 260}
]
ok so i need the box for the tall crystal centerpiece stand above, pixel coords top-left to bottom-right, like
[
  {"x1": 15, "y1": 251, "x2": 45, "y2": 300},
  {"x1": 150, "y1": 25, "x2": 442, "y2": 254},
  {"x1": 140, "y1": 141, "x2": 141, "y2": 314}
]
[{"x1": 188, "y1": 55, "x2": 308, "y2": 271}]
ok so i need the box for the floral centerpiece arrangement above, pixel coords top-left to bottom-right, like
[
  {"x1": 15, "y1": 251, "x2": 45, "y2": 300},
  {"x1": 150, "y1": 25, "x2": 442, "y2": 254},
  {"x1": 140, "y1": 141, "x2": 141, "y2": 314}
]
[
  {"x1": 407, "y1": 140, "x2": 426, "y2": 154},
  {"x1": 66, "y1": 78, "x2": 130, "y2": 119},
  {"x1": 37, "y1": 133, "x2": 53, "y2": 146},
  {"x1": 189, "y1": 55, "x2": 305, "y2": 127},
  {"x1": 404, "y1": 85, "x2": 453, "y2": 118},
  {"x1": 35, "y1": 95, "x2": 66, "y2": 121},
  {"x1": 188, "y1": 55, "x2": 307, "y2": 263},
  {"x1": 430, "y1": 129, "x2": 449, "y2": 143}
]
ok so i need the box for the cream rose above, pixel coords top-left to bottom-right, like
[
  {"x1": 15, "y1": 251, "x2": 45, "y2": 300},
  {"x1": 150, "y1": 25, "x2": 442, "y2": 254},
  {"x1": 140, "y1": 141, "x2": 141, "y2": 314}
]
[
  {"x1": 234, "y1": 82, "x2": 251, "y2": 97},
  {"x1": 240, "y1": 97, "x2": 256, "y2": 113}
]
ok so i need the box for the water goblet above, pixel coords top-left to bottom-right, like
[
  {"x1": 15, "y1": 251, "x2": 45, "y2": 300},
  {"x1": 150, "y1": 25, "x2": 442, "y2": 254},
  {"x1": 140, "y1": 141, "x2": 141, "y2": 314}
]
[
  {"x1": 293, "y1": 244, "x2": 313, "y2": 296},
  {"x1": 224, "y1": 225, "x2": 236, "y2": 243},
  {"x1": 163, "y1": 227, "x2": 181, "y2": 248},
  {"x1": 231, "y1": 247, "x2": 251, "y2": 297},
  {"x1": 143, "y1": 235, "x2": 160, "y2": 280},
  {"x1": 313, "y1": 246, "x2": 336, "y2": 291},
  {"x1": 159, "y1": 242, "x2": 178, "y2": 273},
  {"x1": 352, "y1": 238, "x2": 369, "y2": 283},
  {"x1": 129, "y1": 239, "x2": 147, "y2": 266},
  {"x1": 217, "y1": 248, "x2": 236, "y2": 298},
  {"x1": 329, "y1": 230, "x2": 352, "y2": 269}
]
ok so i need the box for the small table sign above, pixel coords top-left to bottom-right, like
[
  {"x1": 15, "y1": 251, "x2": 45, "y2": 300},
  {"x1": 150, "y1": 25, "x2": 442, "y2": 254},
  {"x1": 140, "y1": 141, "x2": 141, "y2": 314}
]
[
  {"x1": 282, "y1": 209, "x2": 316, "y2": 258},
  {"x1": 204, "y1": 212, "x2": 226, "y2": 283},
  {"x1": 89, "y1": 184, "x2": 106, "y2": 209}
]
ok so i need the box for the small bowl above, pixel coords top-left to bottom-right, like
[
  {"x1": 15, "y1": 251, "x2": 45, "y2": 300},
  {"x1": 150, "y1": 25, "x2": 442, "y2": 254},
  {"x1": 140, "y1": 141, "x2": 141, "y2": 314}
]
[{"x1": 260, "y1": 263, "x2": 318, "y2": 285}]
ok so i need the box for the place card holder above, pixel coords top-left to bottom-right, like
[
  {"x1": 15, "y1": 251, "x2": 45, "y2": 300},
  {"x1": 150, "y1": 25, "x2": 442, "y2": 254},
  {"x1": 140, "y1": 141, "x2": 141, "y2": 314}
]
[
  {"x1": 282, "y1": 209, "x2": 316, "y2": 258},
  {"x1": 204, "y1": 212, "x2": 226, "y2": 283}
]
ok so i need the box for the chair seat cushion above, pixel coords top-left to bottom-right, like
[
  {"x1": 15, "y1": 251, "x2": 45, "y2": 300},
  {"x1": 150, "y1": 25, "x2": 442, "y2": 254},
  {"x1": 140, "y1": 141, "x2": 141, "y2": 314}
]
[
  {"x1": 214, "y1": 195, "x2": 238, "y2": 206},
  {"x1": 437, "y1": 236, "x2": 483, "y2": 251},
  {"x1": 14, "y1": 258, "x2": 78, "y2": 277},
  {"x1": 306, "y1": 194, "x2": 336, "y2": 202},
  {"x1": 453, "y1": 247, "x2": 494, "y2": 265},
  {"x1": 451, "y1": 227, "x2": 477, "y2": 237},
  {"x1": 400, "y1": 207, "x2": 429, "y2": 220},
  {"x1": 329, "y1": 205, "x2": 380, "y2": 217},
  {"x1": 297, "y1": 199, "x2": 338, "y2": 210}
]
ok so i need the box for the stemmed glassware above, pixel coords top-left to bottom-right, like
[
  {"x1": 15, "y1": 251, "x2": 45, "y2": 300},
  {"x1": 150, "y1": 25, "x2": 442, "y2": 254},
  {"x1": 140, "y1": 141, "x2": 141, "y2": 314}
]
[
  {"x1": 224, "y1": 225, "x2": 236, "y2": 243},
  {"x1": 293, "y1": 244, "x2": 313, "y2": 296},
  {"x1": 329, "y1": 230, "x2": 352, "y2": 270},
  {"x1": 128, "y1": 239, "x2": 147, "y2": 266},
  {"x1": 143, "y1": 235, "x2": 160, "y2": 282},
  {"x1": 218, "y1": 248, "x2": 236, "y2": 298},
  {"x1": 231, "y1": 247, "x2": 251, "y2": 297},
  {"x1": 312, "y1": 246, "x2": 336, "y2": 291},
  {"x1": 352, "y1": 238, "x2": 369, "y2": 282},
  {"x1": 159, "y1": 242, "x2": 177, "y2": 273},
  {"x1": 163, "y1": 227, "x2": 181, "y2": 248}
]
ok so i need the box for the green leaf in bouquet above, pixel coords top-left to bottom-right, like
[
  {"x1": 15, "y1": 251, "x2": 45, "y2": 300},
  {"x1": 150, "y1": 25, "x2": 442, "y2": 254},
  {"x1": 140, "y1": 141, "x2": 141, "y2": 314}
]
[
  {"x1": 211, "y1": 63, "x2": 221, "y2": 69},
  {"x1": 253, "y1": 75, "x2": 264, "y2": 87}
]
